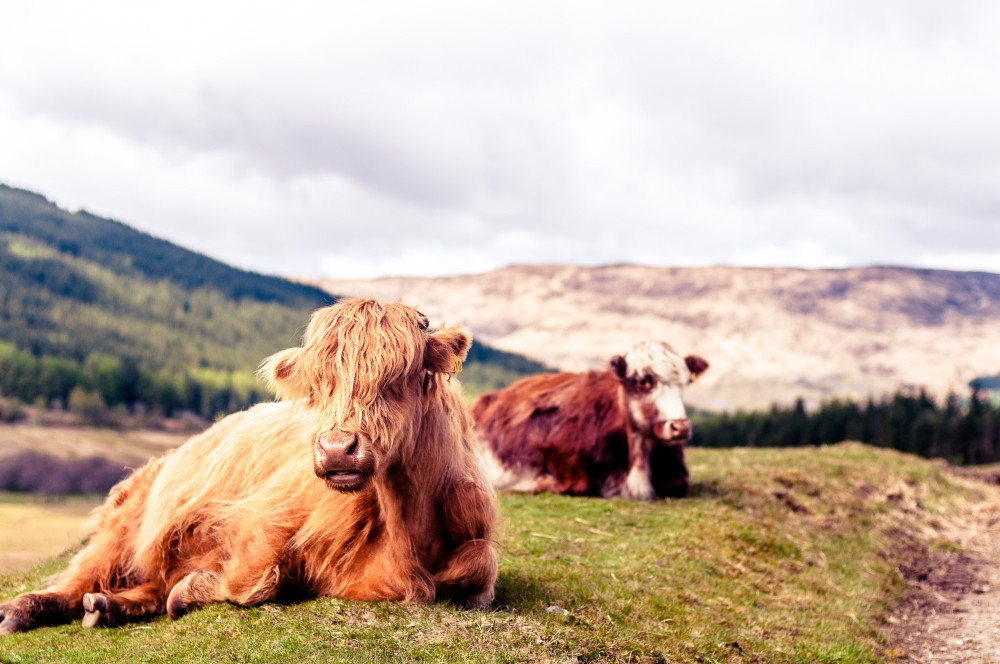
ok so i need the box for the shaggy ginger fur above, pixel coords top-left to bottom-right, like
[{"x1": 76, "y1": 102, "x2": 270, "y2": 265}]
[{"x1": 0, "y1": 298, "x2": 498, "y2": 633}]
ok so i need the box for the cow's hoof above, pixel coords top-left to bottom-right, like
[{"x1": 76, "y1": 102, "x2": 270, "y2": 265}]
[
  {"x1": 459, "y1": 590, "x2": 494, "y2": 610},
  {"x1": 166, "y1": 578, "x2": 190, "y2": 620},
  {"x1": 81, "y1": 593, "x2": 111, "y2": 628},
  {"x1": 0, "y1": 603, "x2": 28, "y2": 635}
]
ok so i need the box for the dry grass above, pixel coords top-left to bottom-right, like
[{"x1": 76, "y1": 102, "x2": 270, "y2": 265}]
[
  {"x1": 0, "y1": 425, "x2": 186, "y2": 465},
  {"x1": 0, "y1": 496, "x2": 98, "y2": 574}
]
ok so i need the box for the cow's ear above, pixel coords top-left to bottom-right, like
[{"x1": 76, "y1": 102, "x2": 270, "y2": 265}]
[
  {"x1": 609, "y1": 355, "x2": 628, "y2": 381},
  {"x1": 424, "y1": 326, "x2": 472, "y2": 374},
  {"x1": 259, "y1": 347, "x2": 309, "y2": 400},
  {"x1": 685, "y1": 355, "x2": 709, "y2": 382}
]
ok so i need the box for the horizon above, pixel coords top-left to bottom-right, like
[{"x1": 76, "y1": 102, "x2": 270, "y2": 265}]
[{"x1": 6, "y1": 179, "x2": 1000, "y2": 282}]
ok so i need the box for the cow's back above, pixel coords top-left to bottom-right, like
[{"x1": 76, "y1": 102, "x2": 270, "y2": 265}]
[{"x1": 472, "y1": 371, "x2": 629, "y2": 495}]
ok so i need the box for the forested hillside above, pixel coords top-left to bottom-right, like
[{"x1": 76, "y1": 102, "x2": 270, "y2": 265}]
[{"x1": 0, "y1": 184, "x2": 548, "y2": 420}]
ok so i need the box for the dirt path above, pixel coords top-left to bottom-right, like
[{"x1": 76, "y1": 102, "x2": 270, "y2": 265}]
[{"x1": 885, "y1": 475, "x2": 1000, "y2": 663}]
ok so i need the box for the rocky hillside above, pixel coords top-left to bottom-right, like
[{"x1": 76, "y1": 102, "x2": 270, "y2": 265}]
[{"x1": 303, "y1": 264, "x2": 1000, "y2": 411}]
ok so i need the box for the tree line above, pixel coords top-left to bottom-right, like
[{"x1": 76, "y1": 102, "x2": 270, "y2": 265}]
[
  {"x1": 0, "y1": 341, "x2": 265, "y2": 421},
  {"x1": 0, "y1": 330, "x2": 554, "y2": 422},
  {"x1": 692, "y1": 388, "x2": 1000, "y2": 466}
]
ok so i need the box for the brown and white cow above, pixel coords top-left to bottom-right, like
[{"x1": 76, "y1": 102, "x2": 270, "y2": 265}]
[
  {"x1": 472, "y1": 341, "x2": 708, "y2": 500},
  {"x1": 0, "y1": 298, "x2": 498, "y2": 633}
]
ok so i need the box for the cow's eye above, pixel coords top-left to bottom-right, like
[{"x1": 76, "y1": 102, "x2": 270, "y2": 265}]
[{"x1": 637, "y1": 375, "x2": 655, "y2": 392}]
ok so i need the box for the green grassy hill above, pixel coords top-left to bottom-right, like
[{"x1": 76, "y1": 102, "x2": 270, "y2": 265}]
[
  {"x1": 1, "y1": 443, "x2": 996, "y2": 663},
  {"x1": 0, "y1": 183, "x2": 549, "y2": 418}
]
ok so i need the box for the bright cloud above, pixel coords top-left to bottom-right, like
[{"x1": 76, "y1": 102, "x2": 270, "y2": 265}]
[{"x1": 1, "y1": 0, "x2": 998, "y2": 278}]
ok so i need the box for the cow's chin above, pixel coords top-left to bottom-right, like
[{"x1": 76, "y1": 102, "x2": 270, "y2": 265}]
[{"x1": 317, "y1": 468, "x2": 373, "y2": 493}]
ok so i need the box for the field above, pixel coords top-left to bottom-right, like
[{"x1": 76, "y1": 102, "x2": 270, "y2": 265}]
[
  {"x1": 1, "y1": 443, "x2": 998, "y2": 663},
  {"x1": 0, "y1": 425, "x2": 189, "y2": 466},
  {"x1": 0, "y1": 495, "x2": 99, "y2": 575}
]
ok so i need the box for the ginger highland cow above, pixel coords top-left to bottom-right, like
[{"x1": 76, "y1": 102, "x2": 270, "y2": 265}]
[{"x1": 0, "y1": 298, "x2": 498, "y2": 633}]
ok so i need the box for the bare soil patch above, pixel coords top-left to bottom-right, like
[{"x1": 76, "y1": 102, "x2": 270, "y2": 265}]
[{"x1": 884, "y1": 470, "x2": 1000, "y2": 663}]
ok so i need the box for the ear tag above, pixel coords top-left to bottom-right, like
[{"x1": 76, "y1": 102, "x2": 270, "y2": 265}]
[{"x1": 448, "y1": 357, "x2": 463, "y2": 373}]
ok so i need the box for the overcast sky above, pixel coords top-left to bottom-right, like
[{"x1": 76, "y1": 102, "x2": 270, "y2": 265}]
[{"x1": 1, "y1": 1, "x2": 999, "y2": 279}]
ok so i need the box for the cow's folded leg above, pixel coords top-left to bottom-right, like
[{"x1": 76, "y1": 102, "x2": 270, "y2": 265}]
[
  {"x1": 531, "y1": 474, "x2": 561, "y2": 494},
  {"x1": 166, "y1": 564, "x2": 282, "y2": 620},
  {"x1": 434, "y1": 479, "x2": 499, "y2": 608},
  {"x1": 219, "y1": 561, "x2": 283, "y2": 607},
  {"x1": 82, "y1": 582, "x2": 166, "y2": 628},
  {"x1": 433, "y1": 538, "x2": 498, "y2": 609},
  {"x1": 166, "y1": 570, "x2": 222, "y2": 620},
  {"x1": 0, "y1": 592, "x2": 83, "y2": 634},
  {"x1": 0, "y1": 602, "x2": 28, "y2": 635}
]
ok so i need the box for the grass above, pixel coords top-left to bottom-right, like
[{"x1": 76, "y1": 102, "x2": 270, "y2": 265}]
[{"x1": 1, "y1": 443, "x2": 996, "y2": 663}]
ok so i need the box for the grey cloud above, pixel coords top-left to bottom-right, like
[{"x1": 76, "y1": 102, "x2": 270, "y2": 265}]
[{"x1": 1, "y1": 1, "x2": 999, "y2": 278}]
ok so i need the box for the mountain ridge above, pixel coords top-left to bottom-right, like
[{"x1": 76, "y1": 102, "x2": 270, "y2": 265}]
[{"x1": 304, "y1": 263, "x2": 1000, "y2": 411}]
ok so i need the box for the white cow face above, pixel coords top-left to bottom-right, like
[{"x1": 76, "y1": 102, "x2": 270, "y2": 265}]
[{"x1": 609, "y1": 341, "x2": 709, "y2": 444}]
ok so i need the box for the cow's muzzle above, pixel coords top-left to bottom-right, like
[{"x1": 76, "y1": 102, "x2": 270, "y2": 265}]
[
  {"x1": 653, "y1": 418, "x2": 692, "y2": 444},
  {"x1": 314, "y1": 430, "x2": 376, "y2": 492}
]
